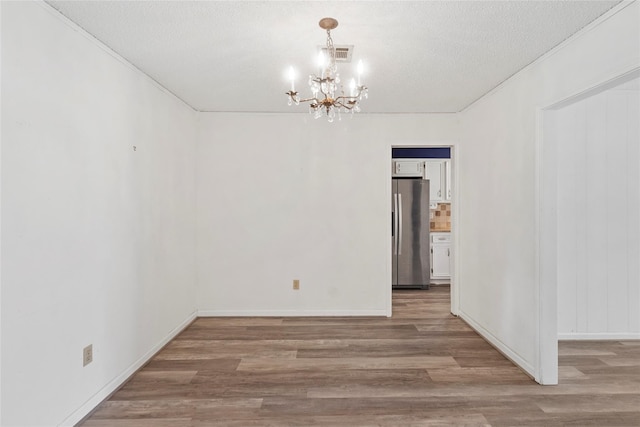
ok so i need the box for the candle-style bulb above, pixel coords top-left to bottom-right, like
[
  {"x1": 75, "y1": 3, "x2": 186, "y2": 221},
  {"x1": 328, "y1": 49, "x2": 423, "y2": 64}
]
[
  {"x1": 288, "y1": 66, "x2": 295, "y2": 91},
  {"x1": 317, "y1": 51, "x2": 326, "y2": 69}
]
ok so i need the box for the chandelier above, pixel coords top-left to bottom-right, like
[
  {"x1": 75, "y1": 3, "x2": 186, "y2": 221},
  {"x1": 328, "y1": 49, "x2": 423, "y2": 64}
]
[{"x1": 286, "y1": 17, "x2": 368, "y2": 122}]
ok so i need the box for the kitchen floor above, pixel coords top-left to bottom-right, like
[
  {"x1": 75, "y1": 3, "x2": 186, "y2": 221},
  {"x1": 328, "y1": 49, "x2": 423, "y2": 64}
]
[{"x1": 80, "y1": 286, "x2": 640, "y2": 426}]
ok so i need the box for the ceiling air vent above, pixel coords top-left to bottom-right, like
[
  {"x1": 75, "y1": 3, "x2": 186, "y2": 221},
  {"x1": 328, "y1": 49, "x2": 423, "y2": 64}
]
[{"x1": 319, "y1": 45, "x2": 354, "y2": 63}]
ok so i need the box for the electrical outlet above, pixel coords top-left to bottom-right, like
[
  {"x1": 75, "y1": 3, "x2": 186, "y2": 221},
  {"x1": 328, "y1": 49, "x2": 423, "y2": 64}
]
[
  {"x1": 293, "y1": 279, "x2": 300, "y2": 290},
  {"x1": 83, "y1": 344, "x2": 93, "y2": 367}
]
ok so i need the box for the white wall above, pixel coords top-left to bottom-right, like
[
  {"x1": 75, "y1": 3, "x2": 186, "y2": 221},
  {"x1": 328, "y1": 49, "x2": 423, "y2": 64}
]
[
  {"x1": 555, "y1": 83, "x2": 640, "y2": 339},
  {"x1": 1, "y1": 3, "x2": 197, "y2": 426},
  {"x1": 0, "y1": 2, "x2": 3, "y2": 422},
  {"x1": 458, "y1": 1, "x2": 639, "y2": 383},
  {"x1": 196, "y1": 113, "x2": 458, "y2": 316},
  {"x1": 1, "y1": 3, "x2": 638, "y2": 424}
]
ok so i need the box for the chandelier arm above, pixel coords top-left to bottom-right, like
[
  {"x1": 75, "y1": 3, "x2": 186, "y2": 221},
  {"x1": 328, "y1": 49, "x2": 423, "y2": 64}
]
[
  {"x1": 286, "y1": 90, "x2": 323, "y2": 105},
  {"x1": 335, "y1": 85, "x2": 367, "y2": 101},
  {"x1": 334, "y1": 96, "x2": 360, "y2": 107},
  {"x1": 296, "y1": 96, "x2": 321, "y2": 104},
  {"x1": 334, "y1": 95, "x2": 358, "y2": 102},
  {"x1": 334, "y1": 100, "x2": 355, "y2": 111}
]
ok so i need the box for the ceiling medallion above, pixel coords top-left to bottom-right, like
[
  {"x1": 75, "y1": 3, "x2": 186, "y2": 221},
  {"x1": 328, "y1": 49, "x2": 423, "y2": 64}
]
[{"x1": 286, "y1": 17, "x2": 368, "y2": 122}]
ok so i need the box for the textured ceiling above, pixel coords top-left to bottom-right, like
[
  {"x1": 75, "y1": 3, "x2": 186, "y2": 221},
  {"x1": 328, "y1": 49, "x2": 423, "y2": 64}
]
[{"x1": 46, "y1": 1, "x2": 623, "y2": 113}]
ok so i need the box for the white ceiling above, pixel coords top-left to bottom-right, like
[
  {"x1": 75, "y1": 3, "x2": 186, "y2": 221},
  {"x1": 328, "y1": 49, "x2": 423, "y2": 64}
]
[{"x1": 46, "y1": 0, "x2": 623, "y2": 113}]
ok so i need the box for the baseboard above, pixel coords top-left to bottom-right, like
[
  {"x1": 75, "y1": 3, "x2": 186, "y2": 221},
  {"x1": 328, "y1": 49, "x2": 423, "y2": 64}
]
[
  {"x1": 458, "y1": 310, "x2": 536, "y2": 379},
  {"x1": 198, "y1": 309, "x2": 388, "y2": 317},
  {"x1": 60, "y1": 310, "x2": 198, "y2": 427},
  {"x1": 558, "y1": 332, "x2": 640, "y2": 340}
]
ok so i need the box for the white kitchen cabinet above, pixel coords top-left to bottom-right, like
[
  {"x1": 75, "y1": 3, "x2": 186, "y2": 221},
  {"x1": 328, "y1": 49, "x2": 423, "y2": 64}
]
[
  {"x1": 430, "y1": 232, "x2": 451, "y2": 281},
  {"x1": 424, "y1": 160, "x2": 444, "y2": 201},
  {"x1": 431, "y1": 245, "x2": 451, "y2": 278},
  {"x1": 393, "y1": 158, "x2": 452, "y2": 202},
  {"x1": 393, "y1": 160, "x2": 424, "y2": 177},
  {"x1": 425, "y1": 159, "x2": 452, "y2": 202},
  {"x1": 444, "y1": 160, "x2": 452, "y2": 201}
]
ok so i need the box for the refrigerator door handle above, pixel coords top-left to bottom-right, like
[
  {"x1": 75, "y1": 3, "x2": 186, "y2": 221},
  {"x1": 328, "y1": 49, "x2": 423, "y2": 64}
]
[
  {"x1": 393, "y1": 193, "x2": 398, "y2": 255},
  {"x1": 398, "y1": 193, "x2": 403, "y2": 255},
  {"x1": 392, "y1": 212, "x2": 395, "y2": 237}
]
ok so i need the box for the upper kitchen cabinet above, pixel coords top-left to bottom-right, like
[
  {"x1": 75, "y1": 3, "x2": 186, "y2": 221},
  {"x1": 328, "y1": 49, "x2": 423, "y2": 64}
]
[
  {"x1": 391, "y1": 148, "x2": 452, "y2": 202},
  {"x1": 392, "y1": 160, "x2": 424, "y2": 177},
  {"x1": 424, "y1": 160, "x2": 443, "y2": 201},
  {"x1": 424, "y1": 160, "x2": 452, "y2": 202},
  {"x1": 444, "y1": 160, "x2": 452, "y2": 201}
]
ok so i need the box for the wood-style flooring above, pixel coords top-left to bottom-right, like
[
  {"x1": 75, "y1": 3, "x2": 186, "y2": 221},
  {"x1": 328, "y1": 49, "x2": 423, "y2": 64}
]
[{"x1": 80, "y1": 286, "x2": 640, "y2": 426}]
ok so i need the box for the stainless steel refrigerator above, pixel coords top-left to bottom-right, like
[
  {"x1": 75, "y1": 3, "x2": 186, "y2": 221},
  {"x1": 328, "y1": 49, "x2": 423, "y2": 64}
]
[{"x1": 392, "y1": 178, "x2": 430, "y2": 289}]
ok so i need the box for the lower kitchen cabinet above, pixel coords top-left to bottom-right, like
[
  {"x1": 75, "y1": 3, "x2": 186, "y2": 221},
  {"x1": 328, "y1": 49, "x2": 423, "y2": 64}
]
[{"x1": 430, "y1": 232, "x2": 451, "y2": 281}]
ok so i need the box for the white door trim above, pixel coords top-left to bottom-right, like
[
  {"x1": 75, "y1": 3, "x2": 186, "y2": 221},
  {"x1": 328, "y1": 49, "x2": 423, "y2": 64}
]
[{"x1": 535, "y1": 66, "x2": 640, "y2": 385}]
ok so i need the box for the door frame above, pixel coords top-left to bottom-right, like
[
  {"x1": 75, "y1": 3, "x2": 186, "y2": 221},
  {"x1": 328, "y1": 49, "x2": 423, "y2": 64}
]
[
  {"x1": 388, "y1": 142, "x2": 459, "y2": 317},
  {"x1": 536, "y1": 67, "x2": 639, "y2": 384}
]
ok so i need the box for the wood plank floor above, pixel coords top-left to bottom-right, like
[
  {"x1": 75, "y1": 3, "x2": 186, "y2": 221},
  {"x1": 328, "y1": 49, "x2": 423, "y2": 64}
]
[{"x1": 80, "y1": 286, "x2": 640, "y2": 426}]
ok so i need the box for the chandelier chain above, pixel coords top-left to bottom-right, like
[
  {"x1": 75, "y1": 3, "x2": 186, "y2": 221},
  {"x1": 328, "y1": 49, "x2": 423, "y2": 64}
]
[{"x1": 326, "y1": 30, "x2": 336, "y2": 75}]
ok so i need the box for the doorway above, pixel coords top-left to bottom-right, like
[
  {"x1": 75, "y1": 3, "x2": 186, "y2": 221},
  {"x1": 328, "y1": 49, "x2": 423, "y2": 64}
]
[
  {"x1": 389, "y1": 145, "x2": 458, "y2": 317},
  {"x1": 538, "y1": 69, "x2": 640, "y2": 384}
]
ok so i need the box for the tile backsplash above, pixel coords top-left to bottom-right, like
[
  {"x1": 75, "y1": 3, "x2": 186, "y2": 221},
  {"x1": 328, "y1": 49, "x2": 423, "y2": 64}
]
[{"x1": 429, "y1": 203, "x2": 451, "y2": 231}]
